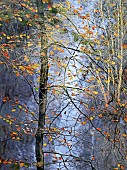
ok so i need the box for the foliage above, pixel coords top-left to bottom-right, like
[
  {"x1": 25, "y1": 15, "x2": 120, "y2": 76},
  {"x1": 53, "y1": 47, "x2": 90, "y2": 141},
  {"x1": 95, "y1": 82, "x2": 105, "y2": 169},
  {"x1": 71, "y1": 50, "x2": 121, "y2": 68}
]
[{"x1": 0, "y1": 0, "x2": 127, "y2": 170}]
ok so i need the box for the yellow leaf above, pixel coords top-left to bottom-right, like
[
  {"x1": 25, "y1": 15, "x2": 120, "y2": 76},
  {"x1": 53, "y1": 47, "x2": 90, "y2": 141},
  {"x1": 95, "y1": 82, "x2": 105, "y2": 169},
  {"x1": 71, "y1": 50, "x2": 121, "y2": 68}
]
[
  {"x1": 11, "y1": 109, "x2": 16, "y2": 112},
  {"x1": 62, "y1": 63, "x2": 67, "y2": 68},
  {"x1": 27, "y1": 42, "x2": 33, "y2": 47},
  {"x1": 24, "y1": 56, "x2": 29, "y2": 62},
  {"x1": 111, "y1": 3, "x2": 115, "y2": 7},
  {"x1": 89, "y1": 116, "x2": 94, "y2": 120},
  {"x1": 12, "y1": 132, "x2": 18, "y2": 135},
  {"x1": 49, "y1": 137, "x2": 52, "y2": 141},
  {"x1": 114, "y1": 33, "x2": 118, "y2": 37},
  {"x1": 9, "y1": 121, "x2": 12, "y2": 125},
  {"x1": 7, "y1": 36, "x2": 10, "y2": 39},
  {"x1": 111, "y1": 61, "x2": 115, "y2": 65},
  {"x1": 43, "y1": 143, "x2": 47, "y2": 147},
  {"x1": 92, "y1": 91, "x2": 98, "y2": 95},
  {"x1": 25, "y1": 14, "x2": 30, "y2": 18},
  {"x1": 95, "y1": 57, "x2": 100, "y2": 60},
  {"x1": 117, "y1": 164, "x2": 121, "y2": 167},
  {"x1": 78, "y1": 68, "x2": 83, "y2": 72},
  {"x1": 19, "y1": 66, "x2": 25, "y2": 71},
  {"x1": 16, "y1": 137, "x2": 20, "y2": 140},
  {"x1": 122, "y1": 134, "x2": 126, "y2": 137},
  {"x1": 18, "y1": 17, "x2": 22, "y2": 21},
  {"x1": 118, "y1": 55, "x2": 122, "y2": 59},
  {"x1": 104, "y1": 79, "x2": 110, "y2": 83},
  {"x1": 18, "y1": 105, "x2": 22, "y2": 109},
  {"x1": 66, "y1": 1, "x2": 70, "y2": 5},
  {"x1": 31, "y1": 112, "x2": 35, "y2": 116}
]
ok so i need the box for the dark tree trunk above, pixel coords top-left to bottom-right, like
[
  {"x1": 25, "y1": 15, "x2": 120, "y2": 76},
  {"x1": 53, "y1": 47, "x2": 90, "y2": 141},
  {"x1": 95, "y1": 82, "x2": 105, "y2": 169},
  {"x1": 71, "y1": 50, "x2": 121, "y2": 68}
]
[{"x1": 35, "y1": 1, "x2": 48, "y2": 170}]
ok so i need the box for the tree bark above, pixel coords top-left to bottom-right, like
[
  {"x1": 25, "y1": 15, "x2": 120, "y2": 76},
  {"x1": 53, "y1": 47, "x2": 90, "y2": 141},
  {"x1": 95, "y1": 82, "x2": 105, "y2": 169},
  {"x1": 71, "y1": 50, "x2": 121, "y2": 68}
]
[{"x1": 35, "y1": 1, "x2": 48, "y2": 169}]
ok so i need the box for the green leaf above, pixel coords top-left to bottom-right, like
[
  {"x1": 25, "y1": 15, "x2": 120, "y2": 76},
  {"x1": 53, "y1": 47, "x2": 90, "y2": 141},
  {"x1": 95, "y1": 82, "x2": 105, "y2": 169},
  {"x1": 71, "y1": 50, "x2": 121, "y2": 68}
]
[
  {"x1": 72, "y1": 32, "x2": 80, "y2": 42},
  {"x1": 35, "y1": 87, "x2": 39, "y2": 92},
  {"x1": 24, "y1": 162, "x2": 29, "y2": 168},
  {"x1": 11, "y1": 164, "x2": 20, "y2": 170}
]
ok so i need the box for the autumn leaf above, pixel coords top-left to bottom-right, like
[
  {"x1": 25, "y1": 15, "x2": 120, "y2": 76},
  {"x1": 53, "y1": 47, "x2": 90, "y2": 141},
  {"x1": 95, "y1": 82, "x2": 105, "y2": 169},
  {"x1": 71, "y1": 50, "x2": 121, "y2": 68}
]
[
  {"x1": 16, "y1": 137, "x2": 20, "y2": 140},
  {"x1": 118, "y1": 55, "x2": 122, "y2": 59},
  {"x1": 96, "y1": 128, "x2": 101, "y2": 131},
  {"x1": 94, "y1": 9, "x2": 99, "y2": 13},
  {"x1": 89, "y1": 116, "x2": 94, "y2": 120},
  {"x1": 49, "y1": 137, "x2": 52, "y2": 141},
  {"x1": 24, "y1": 56, "x2": 29, "y2": 62},
  {"x1": 122, "y1": 134, "x2": 126, "y2": 137},
  {"x1": 91, "y1": 155, "x2": 95, "y2": 161},
  {"x1": 114, "y1": 33, "x2": 118, "y2": 37},
  {"x1": 120, "y1": 165, "x2": 125, "y2": 170},
  {"x1": 81, "y1": 121, "x2": 86, "y2": 125},
  {"x1": 111, "y1": 4, "x2": 115, "y2": 7},
  {"x1": 11, "y1": 109, "x2": 16, "y2": 112},
  {"x1": 20, "y1": 162, "x2": 24, "y2": 167},
  {"x1": 19, "y1": 66, "x2": 25, "y2": 71},
  {"x1": 43, "y1": 143, "x2": 47, "y2": 147},
  {"x1": 17, "y1": 126, "x2": 21, "y2": 131},
  {"x1": 3, "y1": 160, "x2": 8, "y2": 164},
  {"x1": 124, "y1": 117, "x2": 127, "y2": 122},
  {"x1": 18, "y1": 17, "x2": 22, "y2": 21},
  {"x1": 42, "y1": 0, "x2": 50, "y2": 3},
  {"x1": 92, "y1": 91, "x2": 98, "y2": 95},
  {"x1": 2, "y1": 97, "x2": 8, "y2": 102},
  {"x1": 12, "y1": 132, "x2": 18, "y2": 135}
]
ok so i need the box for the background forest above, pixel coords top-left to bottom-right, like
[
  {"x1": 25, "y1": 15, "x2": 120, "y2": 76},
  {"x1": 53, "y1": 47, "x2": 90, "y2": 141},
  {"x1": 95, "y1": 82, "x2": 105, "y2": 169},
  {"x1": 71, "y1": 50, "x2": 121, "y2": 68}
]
[{"x1": 0, "y1": 0, "x2": 127, "y2": 170}]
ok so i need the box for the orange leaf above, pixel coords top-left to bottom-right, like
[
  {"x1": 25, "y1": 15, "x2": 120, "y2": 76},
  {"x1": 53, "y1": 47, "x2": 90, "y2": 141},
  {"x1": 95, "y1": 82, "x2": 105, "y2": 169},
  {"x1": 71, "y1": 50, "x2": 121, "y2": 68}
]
[
  {"x1": 59, "y1": 157, "x2": 62, "y2": 160},
  {"x1": 120, "y1": 165, "x2": 124, "y2": 170},
  {"x1": 114, "y1": 33, "x2": 118, "y2": 37},
  {"x1": 81, "y1": 121, "x2": 86, "y2": 125},
  {"x1": 124, "y1": 117, "x2": 127, "y2": 122},
  {"x1": 2, "y1": 97, "x2": 8, "y2": 102},
  {"x1": 96, "y1": 128, "x2": 101, "y2": 131},
  {"x1": 3, "y1": 160, "x2": 8, "y2": 164},
  {"x1": 21, "y1": 3, "x2": 27, "y2": 7},
  {"x1": 91, "y1": 155, "x2": 95, "y2": 161},
  {"x1": 122, "y1": 44, "x2": 127, "y2": 49},
  {"x1": 12, "y1": 132, "x2": 18, "y2": 135},
  {"x1": 98, "y1": 114, "x2": 103, "y2": 118},
  {"x1": 20, "y1": 163, "x2": 24, "y2": 167},
  {"x1": 17, "y1": 126, "x2": 21, "y2": 131}
]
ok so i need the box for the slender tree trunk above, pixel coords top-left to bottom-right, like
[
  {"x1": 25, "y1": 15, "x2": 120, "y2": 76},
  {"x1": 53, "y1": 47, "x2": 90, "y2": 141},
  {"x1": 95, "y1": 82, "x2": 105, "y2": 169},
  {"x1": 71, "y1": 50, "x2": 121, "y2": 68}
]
[{"x1": 35, "y1": 1, "x2": 48, "y2": 169}]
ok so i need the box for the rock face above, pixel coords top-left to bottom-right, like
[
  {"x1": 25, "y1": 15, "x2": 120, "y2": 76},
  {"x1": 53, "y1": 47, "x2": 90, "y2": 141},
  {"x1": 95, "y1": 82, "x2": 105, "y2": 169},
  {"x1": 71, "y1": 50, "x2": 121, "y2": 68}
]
[{"x1": 0, "y1": 61, "x2": 36, "y2": 169}]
